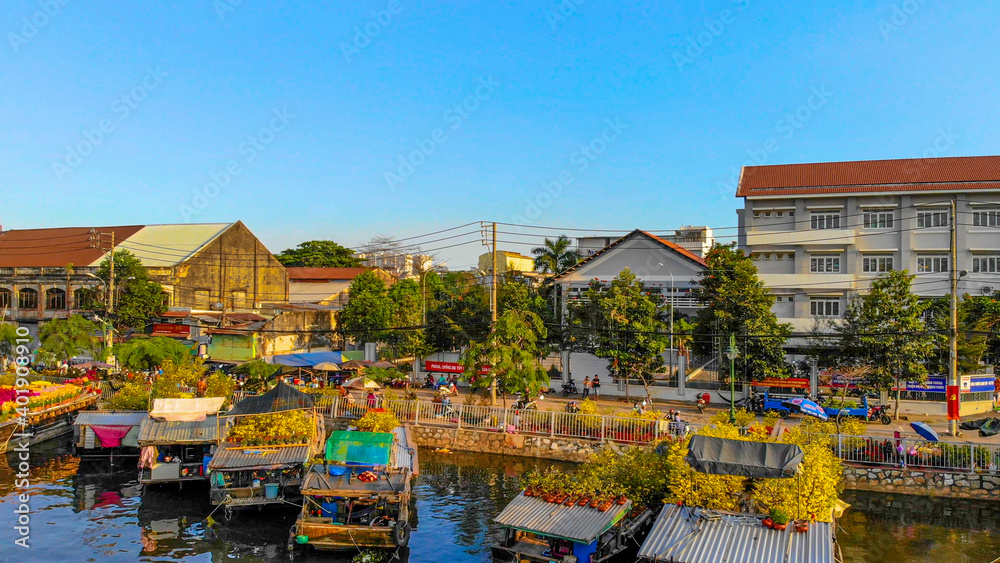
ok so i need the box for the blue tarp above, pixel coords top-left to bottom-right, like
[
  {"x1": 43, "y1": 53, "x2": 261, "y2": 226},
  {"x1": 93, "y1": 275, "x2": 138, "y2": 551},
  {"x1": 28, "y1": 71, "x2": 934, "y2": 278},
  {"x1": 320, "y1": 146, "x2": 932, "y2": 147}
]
[{"x1": 269, "y1": 352, "x2": 343, "y2": 367}]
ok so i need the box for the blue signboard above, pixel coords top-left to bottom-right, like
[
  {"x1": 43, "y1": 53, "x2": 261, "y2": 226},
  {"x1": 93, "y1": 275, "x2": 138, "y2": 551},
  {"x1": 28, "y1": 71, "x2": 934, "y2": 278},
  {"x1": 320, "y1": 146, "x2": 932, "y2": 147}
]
[
  {"x1": 968, "y1": 376, "x2": 996, "y2": 393},
  {"x1": 897, "y1": 376, "x2": 996, "y2": 393}
]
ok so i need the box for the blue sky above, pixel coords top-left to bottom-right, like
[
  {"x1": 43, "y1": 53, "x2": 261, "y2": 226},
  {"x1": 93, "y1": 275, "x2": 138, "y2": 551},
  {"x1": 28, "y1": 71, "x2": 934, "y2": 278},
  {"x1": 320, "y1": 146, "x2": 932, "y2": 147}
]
[{"x1": 2, "y1": 1, "x2": 999, "y2": 268}]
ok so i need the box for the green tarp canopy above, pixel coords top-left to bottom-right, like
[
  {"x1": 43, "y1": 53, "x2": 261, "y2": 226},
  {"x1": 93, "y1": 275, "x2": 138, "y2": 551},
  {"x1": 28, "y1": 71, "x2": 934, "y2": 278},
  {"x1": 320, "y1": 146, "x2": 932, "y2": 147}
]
[{"x1": 685, "y1": 436, "x2": 803, "y2": 479}]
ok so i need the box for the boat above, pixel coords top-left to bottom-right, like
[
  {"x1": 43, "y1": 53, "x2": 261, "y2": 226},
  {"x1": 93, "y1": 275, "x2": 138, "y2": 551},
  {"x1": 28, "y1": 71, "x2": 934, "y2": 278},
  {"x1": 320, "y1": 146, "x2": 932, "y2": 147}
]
[
  {"x1": 2, "y1": 384, "x2": 100, "y2": 454},
  {"x1": 137, "y1": 398, "x2": 227, "y2": 486},
  {"x1": 292, "y1": 425, "x2": 418, "y2": 551},
  {"x1": 209, "y1": 382, "x2": 324, "y2": 510},
  {"x1": 491, "y1": 491, "x2": 654, "y2": 562},
  {"x1": 636, "y1": 436, "x2": 841, "y2": 563},
  {"x1": 72, "y1": 410, "x2": 146, "y2": 460}
]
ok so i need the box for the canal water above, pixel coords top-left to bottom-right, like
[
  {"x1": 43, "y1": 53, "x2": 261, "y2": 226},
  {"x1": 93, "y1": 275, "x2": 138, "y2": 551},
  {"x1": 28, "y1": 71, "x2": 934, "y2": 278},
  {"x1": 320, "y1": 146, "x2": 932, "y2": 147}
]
[{"x1": 1, "y1": 436, "x2": 998, "y2": 562}]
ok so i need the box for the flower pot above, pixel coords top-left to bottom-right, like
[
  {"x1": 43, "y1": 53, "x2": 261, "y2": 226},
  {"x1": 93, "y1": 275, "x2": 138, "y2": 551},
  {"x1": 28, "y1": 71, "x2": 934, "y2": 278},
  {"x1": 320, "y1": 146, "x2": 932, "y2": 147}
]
[
  {"x1": 773, "y1": 522, "x2": 788, "y2": 531},
  {"x1": 577, "y1": 497, "x2": 590, "y2": 506},
  {"x1": 598, "y1": 500, "x2": 614, "y2": 512},
  {"x1": 762, "y1": 518, "x2": 774, "y2": 529},
  {"x1": 554, "y1": 493, "x2": 568, "y2": 504},
  {"x1": 564, "y1": 495, "x2": 577, "y2": 506},
  {"x1": 616, "y1": 495, "x2": 627, "y2": 505},
  {"x1": 589, "y1": 499, "x2": 600, "y2": 508},
  {"x1": 523, "y1": 487, "x2": 534, "y2": 497},
  {"x1": 543, "y1": 494, "x2": 556, "y2": 503},
  {"x1": 794, "y1": 520, "x2": 809, "y2": 533}
]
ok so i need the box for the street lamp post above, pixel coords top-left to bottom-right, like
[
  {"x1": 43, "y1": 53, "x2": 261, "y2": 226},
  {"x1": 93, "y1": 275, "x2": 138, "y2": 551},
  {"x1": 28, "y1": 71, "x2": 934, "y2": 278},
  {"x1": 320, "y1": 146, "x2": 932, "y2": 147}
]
[
  {"x1": 725, "y1": 333, "x2": 740, "y2": 425},
  {"x1": 657, "y1": 263, "x2": 675, "y2": 381}
]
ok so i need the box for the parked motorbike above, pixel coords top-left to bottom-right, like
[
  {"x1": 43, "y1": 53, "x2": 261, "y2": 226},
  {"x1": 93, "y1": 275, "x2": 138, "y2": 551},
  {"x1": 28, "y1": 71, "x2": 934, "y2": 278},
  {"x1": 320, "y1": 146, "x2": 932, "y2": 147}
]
[
  {"x1": 513, "y1": 394, "x2": 539, "y2": 410},
  {"x1": 561, "y1": 379, "x2": 579, "y2": 397},
  {"x1": 867, "y1": 404, "x2": 892, "y2": 425}
]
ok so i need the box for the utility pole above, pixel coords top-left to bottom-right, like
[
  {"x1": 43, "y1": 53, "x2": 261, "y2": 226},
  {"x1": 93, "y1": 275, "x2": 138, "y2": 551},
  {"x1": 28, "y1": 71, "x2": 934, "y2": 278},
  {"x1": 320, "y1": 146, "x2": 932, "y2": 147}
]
[
  {"x1": 104, "y1": 232, "x2": 116, "y2": 365},
  {"x1": 948, "y1": 199, "x2": 960, "y2": 435},
  {"x1": 490, "y1": 221, "x2": 498, "y2": 406}
]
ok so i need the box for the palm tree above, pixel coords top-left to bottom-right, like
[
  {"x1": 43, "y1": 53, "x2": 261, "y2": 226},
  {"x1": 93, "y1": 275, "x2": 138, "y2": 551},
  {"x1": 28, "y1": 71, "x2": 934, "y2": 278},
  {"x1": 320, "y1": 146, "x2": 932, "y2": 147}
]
[{"x1": 531, "y1": 235, "x2": 581, "y2": 275}]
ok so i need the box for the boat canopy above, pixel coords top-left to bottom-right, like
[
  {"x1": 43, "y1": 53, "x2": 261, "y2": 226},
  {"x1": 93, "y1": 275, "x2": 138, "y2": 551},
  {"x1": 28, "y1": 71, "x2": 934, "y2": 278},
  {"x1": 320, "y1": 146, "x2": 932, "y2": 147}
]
[
  {"x1": 685, "y1": 436, "x2": 803, "y2": 479},
  {"x1": 138, "y1": 415, "x2": 222, "y2": 445},
  {"x1": 637, "y1": 504, "x2": 833, "y2": 563},
  {"x1": 493, "y1": 492, "x2": 632, "y2": 545},
  {"x1": 208, "y1": 443, "x2": 311, "y2": 471},
  {"x1": 226, "y1": 381, "x2": 315, "y2": 416},
  {"x1": 150, "y1": 397, "x2": 224, "y2": 422}
]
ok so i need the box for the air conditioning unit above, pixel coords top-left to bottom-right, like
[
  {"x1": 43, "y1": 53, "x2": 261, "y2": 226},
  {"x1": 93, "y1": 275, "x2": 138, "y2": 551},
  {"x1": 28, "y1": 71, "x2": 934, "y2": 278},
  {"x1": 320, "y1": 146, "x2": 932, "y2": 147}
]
[{"x1": 982, "y1": 286, "x2": 994, "y2": 294}]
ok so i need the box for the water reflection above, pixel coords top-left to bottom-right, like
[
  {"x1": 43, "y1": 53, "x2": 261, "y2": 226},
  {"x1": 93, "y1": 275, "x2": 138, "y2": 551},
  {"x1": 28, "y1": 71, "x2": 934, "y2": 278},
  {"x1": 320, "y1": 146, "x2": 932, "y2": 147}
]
[{"x1": 3, "y1": 437, "x2": 999, "y2": 562}]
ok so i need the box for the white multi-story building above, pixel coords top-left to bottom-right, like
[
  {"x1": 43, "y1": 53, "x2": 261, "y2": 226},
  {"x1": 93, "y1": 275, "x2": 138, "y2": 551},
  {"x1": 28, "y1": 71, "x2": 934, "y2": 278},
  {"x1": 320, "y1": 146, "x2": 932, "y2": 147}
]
[
  {"x1": 576, "y1": 226, "x2": 715, "y2": 259},
  {"x1": 736, "y1": 155, "x2": 1000, "y2": 333}
]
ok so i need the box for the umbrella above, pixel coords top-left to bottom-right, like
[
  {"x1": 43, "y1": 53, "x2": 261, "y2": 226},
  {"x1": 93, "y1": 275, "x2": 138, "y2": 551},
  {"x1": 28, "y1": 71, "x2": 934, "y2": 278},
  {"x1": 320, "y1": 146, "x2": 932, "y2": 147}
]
[
  {"x1": 910, "y1": 421, "x2": 940, "y2": 442},
  {"x1": 344, "y1": 377, "x2": 381, "y2": 390},
  {"x1": 370, "y1": 360, "x2": 398, "y2": 369},
  {"x1": 340, "y1": 360, "x2": 370, "y2": 370},
  {"x1": 311, "y1": 362, "x2": 341, "y2": 371},
  {"x1": 781, "y1": 397, "x2": 829, "y2": 421}
]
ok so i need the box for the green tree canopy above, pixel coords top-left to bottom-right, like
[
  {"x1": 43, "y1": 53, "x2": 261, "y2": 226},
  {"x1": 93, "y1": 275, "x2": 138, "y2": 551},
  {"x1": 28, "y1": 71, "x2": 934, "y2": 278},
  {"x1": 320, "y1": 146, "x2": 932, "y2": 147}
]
[
  {"x1": 0, "y1": 322, "x2": 19, "y2": 358},
  {"x1": 531, "y1": 235, "x2": 581, "y2": 275},
  {"x1": 37, "y1": 315, "x2": 100, "y2": 364},
  {"x1": 276, "y1": 240, "x2": 363, "y2": 268},
  {"x1": 95, "y1": 250, "x2": 167, "y2": 330},
  {"x1": 924, "y1": 296, "x2": 989, "y2": 374},
  {"x1": 575, "y1": 269, "x2": 670, "y2": 403},
  {"x1": 835, "y1": 270, "x2": 936, "y2": 418},
  {"x1": 385, "y1": 279, "x2": 431, "y2": 361},
  {"x1": 115, "y1": 337, "x2": 194, "y2": 371},
  {"x1": 425, "y1": 271, "x2": 490, "y2": 351},
  {"x1": 691, "y1": 243, "x2": 791, "y2": 381},
  {"x1": 461, "y1": 307, "x2": 549, "y2": 406},
  {"x1": 233, "y1": 359, "x2": 281, "y2": 393},
  {"x1": 339, "y1": 271, "x2": 395, "y2": 344}
]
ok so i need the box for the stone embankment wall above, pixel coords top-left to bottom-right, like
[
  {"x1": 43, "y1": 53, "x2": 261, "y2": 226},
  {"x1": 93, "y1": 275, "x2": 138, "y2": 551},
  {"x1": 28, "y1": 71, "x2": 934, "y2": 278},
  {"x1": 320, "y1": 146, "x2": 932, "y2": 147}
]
[
  {"x1": 843, "y1": 465, "x2": 1000, "y2": 500},
  {"x1": 408, "y1": 426, "x2": 601, "y2": 463}
]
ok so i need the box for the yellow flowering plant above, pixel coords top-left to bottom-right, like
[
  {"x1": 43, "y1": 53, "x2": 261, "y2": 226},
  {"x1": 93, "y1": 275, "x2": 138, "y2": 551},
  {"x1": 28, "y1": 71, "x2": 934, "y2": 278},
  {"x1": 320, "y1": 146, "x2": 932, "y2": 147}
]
[
  {"x1": 355, "y1": 410, "x2": 400, "y2": 434},
  {"x1": 228, "y1": 410, "x2": 314, "y2": 446}
]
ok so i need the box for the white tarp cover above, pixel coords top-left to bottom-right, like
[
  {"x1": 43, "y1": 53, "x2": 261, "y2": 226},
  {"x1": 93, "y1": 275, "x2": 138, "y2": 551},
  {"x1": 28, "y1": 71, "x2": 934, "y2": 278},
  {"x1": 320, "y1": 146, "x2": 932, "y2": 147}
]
[{"x1": 149, "y1": 397, "x2": 225, "y2": 421}]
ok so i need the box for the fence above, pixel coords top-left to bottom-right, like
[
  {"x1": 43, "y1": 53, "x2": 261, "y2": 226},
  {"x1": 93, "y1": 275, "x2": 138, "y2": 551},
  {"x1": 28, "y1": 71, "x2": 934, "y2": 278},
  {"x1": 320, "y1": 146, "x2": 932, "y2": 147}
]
[{"x1": 327, "y1": 397, "x2": 1000, "y2": 474}]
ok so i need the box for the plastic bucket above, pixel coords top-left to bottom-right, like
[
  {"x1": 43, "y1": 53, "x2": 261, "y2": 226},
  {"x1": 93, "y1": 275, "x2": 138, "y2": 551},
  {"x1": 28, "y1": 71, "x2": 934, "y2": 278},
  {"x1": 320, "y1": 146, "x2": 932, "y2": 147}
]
[
  {"x1": 328, "y1": 465, "x2": 347, "y2": 476},
  {"x1": 264, "y1": 483, "x2": 279, "y2": 499}
]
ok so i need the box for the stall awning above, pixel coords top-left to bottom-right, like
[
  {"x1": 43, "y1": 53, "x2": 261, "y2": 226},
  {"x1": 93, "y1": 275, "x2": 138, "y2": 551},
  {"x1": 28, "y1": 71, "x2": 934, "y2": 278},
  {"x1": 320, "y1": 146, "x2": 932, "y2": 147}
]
[
  {"x1": 493, "y1": 492, "x2": 631, "y2": 544},
  {"x1": 685, "y1": 436, "x2": 803, "y2": 479},
  {"x1": 268, "y1": 351, "x2": 343, "y2": 367},
  {"x1": 225, "y1": 381, "x2": 314, "y2": 416},
  {"x1": 74, "y1": 411, "x2": 148, "y2": 427},
  {"x1": 150, "y1": 397, "x2": 225, "y2": 422}
]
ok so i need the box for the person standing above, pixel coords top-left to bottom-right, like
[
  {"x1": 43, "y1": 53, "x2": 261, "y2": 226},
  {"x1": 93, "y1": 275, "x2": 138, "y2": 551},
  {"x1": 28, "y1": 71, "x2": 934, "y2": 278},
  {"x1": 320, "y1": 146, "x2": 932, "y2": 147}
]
[
  {"x1": 592, "y1": 375, "x2": 601, "y2": 399},
  {"x1": 582, "y1": 376, "x2": 592, "y2": 400}
]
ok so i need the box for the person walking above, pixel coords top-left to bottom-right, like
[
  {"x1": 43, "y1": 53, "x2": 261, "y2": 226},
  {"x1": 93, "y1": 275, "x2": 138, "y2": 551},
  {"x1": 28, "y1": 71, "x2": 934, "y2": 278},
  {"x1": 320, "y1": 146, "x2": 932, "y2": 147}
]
[
  {"x1": 582, "y1": 376, "x2": 592, "y2": 400},
  {"x1": 592, "y1": 375, "x2": 601, "y2": 399}
]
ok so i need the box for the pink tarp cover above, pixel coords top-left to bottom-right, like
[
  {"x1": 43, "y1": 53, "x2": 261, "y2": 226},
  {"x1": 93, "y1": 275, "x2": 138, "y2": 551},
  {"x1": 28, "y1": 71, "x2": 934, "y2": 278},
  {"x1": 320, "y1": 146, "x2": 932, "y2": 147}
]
[{"x1": 92, "y1": 425, "x2": 134, "y2": 448}]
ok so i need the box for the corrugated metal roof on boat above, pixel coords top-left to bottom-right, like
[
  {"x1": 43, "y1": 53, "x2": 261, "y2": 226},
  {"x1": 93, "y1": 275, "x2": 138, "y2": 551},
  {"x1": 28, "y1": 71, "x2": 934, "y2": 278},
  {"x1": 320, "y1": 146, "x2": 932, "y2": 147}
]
[
  {"x1": 493, "y1": 493, "x2": 631, "y2": 544},
  {"x1": 74, "y1": 411, "x2": 147, "y2": 427},
  {"x1": 637, "y1": 504, "x2": 834, "y2": 563},
  {"x1": 137, "y1": 415, "x2": 222, "y2": 445},
  {"x1": 208, "y1": 443, "x2": 310, "y2": 471}
]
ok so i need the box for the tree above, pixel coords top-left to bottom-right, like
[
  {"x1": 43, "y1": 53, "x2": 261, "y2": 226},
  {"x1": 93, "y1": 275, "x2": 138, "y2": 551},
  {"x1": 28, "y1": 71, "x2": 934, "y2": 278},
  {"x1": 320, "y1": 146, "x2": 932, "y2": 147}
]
[
  {"x1": 95, "y1": 250, "x2": 167, "y2": 330},
  {"x1": 385, "y1": 279, "x2": 432, "y2": 368},
  {"x1": 691, "y1": 243, "x2": 791, "y2": 381},
  {"x1": 340, "y1": 271, "x2": 395, "y2": 344},
  {"x1": 531, "y1": 235, "x2": 581, "y2": 275},
  {"x1": 835, "y1": 270, "x2": 936, "y2": 419},
  {"x1": 425, "y1": 271, "x2": 490, "y2": 350},
  {"x1": 576, "y1": 269, "x2": 670, "y2": 403},
  {"x1": 275, "y1": 240, "x2": 363, "y2": 268},
  {"x1": 151, "y1": 358, "x2": 206, "y2": 399},
  {"x1": 233, "y1": 359, "x2": 280, "y2": 393},
  {"x1": 37, "y1": 315, "x2": 100, "y2": 364},
  {"x1": 461, "y1": 307, "x2": 549, "y2": 406},
  {"x1": 0, "y1": 322, "x2": 18, "y2": 359},
  {"x1": 115, "y1": 337, "x2": 194, "y2": 371},
  {"x1": 924, "y1": 296, "x2": 988, "y2": 375}
]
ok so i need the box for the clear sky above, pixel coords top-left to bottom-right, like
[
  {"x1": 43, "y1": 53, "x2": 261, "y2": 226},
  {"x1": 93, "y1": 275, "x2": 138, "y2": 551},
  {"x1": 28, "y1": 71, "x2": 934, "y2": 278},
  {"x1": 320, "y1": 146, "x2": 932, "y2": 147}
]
[{"x1": 2, "y1": 1, "x2": 999, "y2": 269}]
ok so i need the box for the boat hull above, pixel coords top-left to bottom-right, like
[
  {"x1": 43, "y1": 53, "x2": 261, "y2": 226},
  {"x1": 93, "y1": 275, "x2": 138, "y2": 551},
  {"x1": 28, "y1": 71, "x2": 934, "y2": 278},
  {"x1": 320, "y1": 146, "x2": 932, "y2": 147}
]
[{"x1": 1, "y1": 393, "x2": 99, "y2": 454}]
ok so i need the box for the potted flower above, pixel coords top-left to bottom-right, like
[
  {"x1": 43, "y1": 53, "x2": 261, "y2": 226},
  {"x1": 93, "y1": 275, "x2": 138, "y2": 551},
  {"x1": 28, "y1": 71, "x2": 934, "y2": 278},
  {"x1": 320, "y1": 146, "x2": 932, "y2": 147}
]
[
  {"x1": 770, "y1": 508, "x2": 789, "y2": 531},
  {"x1": 793, "y1": 519, "x2": 810, "y2": 533}
]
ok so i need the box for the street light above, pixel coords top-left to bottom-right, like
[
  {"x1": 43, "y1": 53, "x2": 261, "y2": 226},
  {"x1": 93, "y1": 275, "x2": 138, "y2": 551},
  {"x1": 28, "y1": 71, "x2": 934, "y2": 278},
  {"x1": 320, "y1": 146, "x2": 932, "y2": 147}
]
[
  {"x1": 657, "y1": 263, "x2": 675, "y2": 382},
  {"x1": 725, "y1": 333, "x2": 740, "y2": 425}
]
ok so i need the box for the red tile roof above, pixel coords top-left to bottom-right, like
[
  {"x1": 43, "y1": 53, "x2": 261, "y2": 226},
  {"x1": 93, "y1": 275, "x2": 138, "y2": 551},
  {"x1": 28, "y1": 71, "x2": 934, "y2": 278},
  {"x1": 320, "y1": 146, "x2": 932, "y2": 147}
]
[
  {"x1": 0, "y1": 225, "x2": 144, "y2": 268},
  {"x1": 736, "y1": 155, "x2": 1000, "y2": 198}
]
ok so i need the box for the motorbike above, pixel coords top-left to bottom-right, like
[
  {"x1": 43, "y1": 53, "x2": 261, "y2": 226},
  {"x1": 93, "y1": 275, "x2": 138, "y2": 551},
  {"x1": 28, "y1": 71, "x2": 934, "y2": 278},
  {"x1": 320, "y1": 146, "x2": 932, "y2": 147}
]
[
  {"x1": 695, "y1": 393, "x2": 708, "y2": 414},
  {"x1": 867, "y1": 404, "x2": 892, "y2": 425},
  {"x1": 513, "y1": 395, "x2": 539, "y2": 410},
  {"x1": 561, "y1": 379, "x2": 579, "y2": 397}
]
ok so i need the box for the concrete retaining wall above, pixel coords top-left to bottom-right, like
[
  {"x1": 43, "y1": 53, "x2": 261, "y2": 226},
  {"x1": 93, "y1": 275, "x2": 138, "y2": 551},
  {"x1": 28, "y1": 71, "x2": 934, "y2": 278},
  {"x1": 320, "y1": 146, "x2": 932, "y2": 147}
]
[
  {"x1": 408, "y1": 425, "x2": 601, "y2": 463},
  {"x1": 843, "y1": 464, "x2": 1000, "y2": 500}
]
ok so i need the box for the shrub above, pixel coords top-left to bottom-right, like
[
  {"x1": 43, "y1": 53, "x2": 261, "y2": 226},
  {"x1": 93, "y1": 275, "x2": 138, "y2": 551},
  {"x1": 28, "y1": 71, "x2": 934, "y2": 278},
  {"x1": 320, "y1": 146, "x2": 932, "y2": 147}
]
[
  {"x1": 105, "y1": 382, "x2": 151, "y2": 411},
  {"x1": 356, "y1": 410, "x2": 400, "y2": 433},
  {"x1": 229, "y1": 410, "x2": 314, "y2": 446}
]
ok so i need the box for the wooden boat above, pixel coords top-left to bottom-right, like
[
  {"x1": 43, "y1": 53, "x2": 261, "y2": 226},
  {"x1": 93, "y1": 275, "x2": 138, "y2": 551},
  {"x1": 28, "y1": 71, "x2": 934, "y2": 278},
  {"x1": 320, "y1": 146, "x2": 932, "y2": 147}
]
[
  {"x1": 491, "y1": 491, "x2": 654, "y2": 563},
  {"x1": 72, "y1": 410, "x2": 145, "y2": 460},
  {"x1": 137, "y1": 398, "x2": 227, "y2": 486},
  {"x1": 1, "y1": 388, "x2": 99, "y2": 454},
  {"x1": 292, "y1": 425, "x2": 418, "y2": 551}
]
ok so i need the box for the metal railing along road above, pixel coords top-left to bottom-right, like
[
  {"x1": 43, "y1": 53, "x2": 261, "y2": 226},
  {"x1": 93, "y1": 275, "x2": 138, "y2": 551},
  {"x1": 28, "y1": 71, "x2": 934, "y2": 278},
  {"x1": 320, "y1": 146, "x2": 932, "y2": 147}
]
[{"x1": 328, "y1": 397, "x2": 1000, "y2": 474}]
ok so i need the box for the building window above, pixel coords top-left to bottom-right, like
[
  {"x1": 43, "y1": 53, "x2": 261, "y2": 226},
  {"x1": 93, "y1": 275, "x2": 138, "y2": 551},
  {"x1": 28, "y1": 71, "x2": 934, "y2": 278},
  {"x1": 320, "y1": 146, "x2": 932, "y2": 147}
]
[
  {"x1": 863, "y1": 211, "x2": 894, "y2": 229},
  {"x1": 810, "y1": 212, "x2": 840, "y2": 230},
  {"x1": 787, "y1": 253, "x2": 795, "y2": 260},
  {"x1": 193, "y1": 290, "x2": 211, "y2": 310},
  {"x1": 972, "y1": 255, "x2": 1000, "y2": 273},
  {"x1": 810, "y1": 299, "x2": 841, "y2": 317},
  {"x1": 972, "y1": 210, "x2": 1000, "y2": 227},
  {"x1": 916, "y1": 210, "x2": 948, "y2": 228},
  {"x1": 18, "y1": 288, "x2": 38, "y2": 309},
  {"x1": 0, "y1": 289, "x2": 10, "y2": 309},
  {"x1": 862, "y1": 256, "x2": 894, "y2": 273},
  {"x1": 810, "y1": 255, "x2": 841, "y2": 273},
  {"x1": 45, "y1": 288, "x2": 66, "y2": 310},
  {"x1": 916, "y1": 255, "x2": 949, "y2": 273}
]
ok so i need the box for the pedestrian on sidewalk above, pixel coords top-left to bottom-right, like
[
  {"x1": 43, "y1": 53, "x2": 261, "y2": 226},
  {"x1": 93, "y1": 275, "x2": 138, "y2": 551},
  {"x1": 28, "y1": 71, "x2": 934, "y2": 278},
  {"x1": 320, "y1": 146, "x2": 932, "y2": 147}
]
[
  {"x1": 582, "y1": 376, "x2": 592, "y2": 399},
  {"x1": 592, "y1": 375, "x2": 600, "y2": 398}
]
